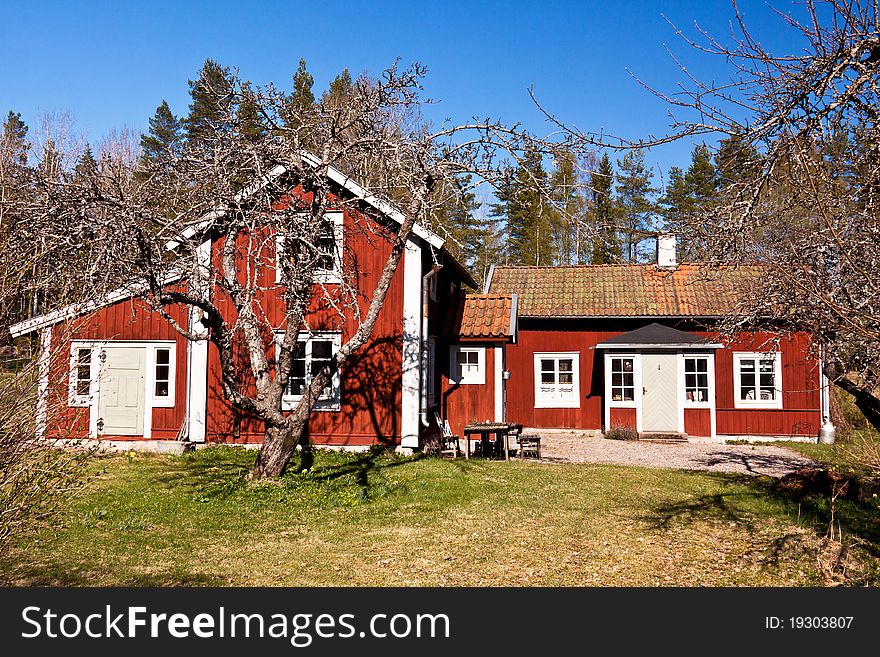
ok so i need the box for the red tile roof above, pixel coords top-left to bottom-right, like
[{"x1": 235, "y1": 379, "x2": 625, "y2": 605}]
[
  {"x1": 486, "y1": 264, "x2": 761, "y2": 318},
  {"x1": 453, "y1": 294, "x2": 515, "y2": 340}
]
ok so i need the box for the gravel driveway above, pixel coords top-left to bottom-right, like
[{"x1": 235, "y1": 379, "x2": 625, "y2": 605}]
[{"x1": 535, "y1": 432, "x2": 815, "y2": 477}]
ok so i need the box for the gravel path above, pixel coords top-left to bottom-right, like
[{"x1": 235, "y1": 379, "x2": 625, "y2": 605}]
[{"x1": 535, "y1": 432, "x2": 815, "y2": 477}]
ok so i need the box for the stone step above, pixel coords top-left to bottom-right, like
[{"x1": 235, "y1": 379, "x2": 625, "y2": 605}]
[{"x1": 638, "y1": 432, "x2": 688, "y2": 443}]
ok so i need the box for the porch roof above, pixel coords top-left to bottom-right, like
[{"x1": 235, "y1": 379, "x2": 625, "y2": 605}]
[
  {"x1": 595, "y1": 322, "x2": 723, "y2": 349},
  {"x1": 450, "y1": 294, "x2": 517, "y2": 341}
]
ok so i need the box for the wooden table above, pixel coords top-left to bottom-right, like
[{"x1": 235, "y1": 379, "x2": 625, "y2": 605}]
[{"x1": 462, "y1": 422, "x2": 523, "y2": 460}]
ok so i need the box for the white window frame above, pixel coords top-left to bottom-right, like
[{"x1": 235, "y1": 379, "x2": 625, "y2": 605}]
[
  {"x1": 146, "y1": 343, "x2": 177, "y2": 408},
  {"x1": 607, "y1": 355, "x2": 638, "y2": 407},
  {"x1": 682, "y1": 354, "x2": 712, "y2": 408},
  {"x1": 450, "y1": 345, "x2": 485, "y2": 385},
  {"x1": 275, "y1": 211, "x2": 344, "y2": 285},
  {"x1": 733, "y1": 351, "x2": 783, "y2": 410},
  {"x1": 277, "y1": 331, "x2": 342, "y2": 411},
  {"x1": 68, "y1": 343, "x2": 98, "y2": 407},
  {"x1": 534, "y1": 352, "x2": 580, "y2": 409}
]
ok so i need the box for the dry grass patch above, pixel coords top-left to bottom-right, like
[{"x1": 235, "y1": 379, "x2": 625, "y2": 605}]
[{"x1": 3, "y1": 446, "x2": 879, "y2": 586}]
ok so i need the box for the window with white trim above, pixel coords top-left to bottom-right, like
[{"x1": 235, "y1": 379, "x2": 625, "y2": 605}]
[
  {"x1": 69, "y1": 346, "x2": 94, "y2": 407},
  {"x1": 734, "y1": 352, "x2": 782, "y2": 409},
  {"x1": 154, "y1": 348, "x2": 172, "y2": 397},
  {"x1": 450, "y1": 346, "x2": 485, "y2": 385},
  {"x1": 148, "y1": 343, "x2": 177, "y2": 407},
  {"x1": 276, "y1": 212, "x2": 344, "y2": 285},
  {"x1": 609, "y1": 356, "x2": 635, "y2": 403},
  {"x1": 534, "y1": 352, "x2": 580, "y2": 408},
  {"x1": 279, "y1": 332, "x2": 342, "y2": 410},
  {"x1": 684, "y1": 356, "x2": 710, "y2": 404}
]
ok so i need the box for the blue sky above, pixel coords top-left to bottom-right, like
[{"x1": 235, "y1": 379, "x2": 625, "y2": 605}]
[{"x1": 0, "y1": 0, "x2": 808, "y2": 185}]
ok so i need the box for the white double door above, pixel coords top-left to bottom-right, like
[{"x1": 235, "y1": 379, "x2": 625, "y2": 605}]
[{"x1": 97, "y1": 347, "x2": 146, "y2": 436}]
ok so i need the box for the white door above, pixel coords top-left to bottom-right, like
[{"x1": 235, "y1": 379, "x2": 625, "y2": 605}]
[
  {"x1": 98, "y1": 348, "x2": 146, "y2": 436},
  {"x1": 641, "y1": 353, "x2": 678, "y2": 432}
]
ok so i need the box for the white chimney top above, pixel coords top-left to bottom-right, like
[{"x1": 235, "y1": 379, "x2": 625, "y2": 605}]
[{"x1": 656, "y1": 234, "x2": 677, "y2": 269}]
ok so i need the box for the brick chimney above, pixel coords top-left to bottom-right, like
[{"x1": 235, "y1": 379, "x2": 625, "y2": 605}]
[{"x1": 656, "y1": 234, "x2": 677, "y2": 269}]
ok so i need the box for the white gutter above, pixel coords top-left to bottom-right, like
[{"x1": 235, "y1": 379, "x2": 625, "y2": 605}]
[{"x1": 420, "y1": 264, "x2": 443, "y2": 428}]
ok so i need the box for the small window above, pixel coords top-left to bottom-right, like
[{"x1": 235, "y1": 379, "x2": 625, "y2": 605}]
[
  {"x1": 684, "y1": 356, "x2": 710, "y2": 404},
  {"x1": 276, "y1": 212, "x2": 344, "y2": 285},
  {"x1": 610, "y1": 357, "x2": 635, "y2": 402},
  {"x1": 155, "y1": 348, "x2": 171, "y2": 397},
  {"x1": 450, "y1": 346, "x2": 485, "y2": 385},
  {"x1": 280, "y1": 332, "x2": 342, "y2": 410},
  {"x1": 535, "y1": 352, "x2": 580, "y2": 408},
  {"x1": 69, "y1": 346, "x2": 93, "y2": 406},
  {"x1": 734, "y1": 352, "x2": 782, "y2": 409}
]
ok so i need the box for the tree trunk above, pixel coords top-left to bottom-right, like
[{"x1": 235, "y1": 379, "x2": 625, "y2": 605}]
[
  {"x1": 250, "y1": 419, "x2": 308, "y2": 479},
  {"x1": 826, "y1": 360, "x2": 880, "y2": 433},
  {"x1": 832, "y1": 378, "x2": 880, "y2": 433}
]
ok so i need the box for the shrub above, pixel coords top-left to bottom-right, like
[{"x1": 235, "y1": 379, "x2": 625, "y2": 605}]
[{"x1": 604, "y1": 425, "x2": 639, "y2": 441}]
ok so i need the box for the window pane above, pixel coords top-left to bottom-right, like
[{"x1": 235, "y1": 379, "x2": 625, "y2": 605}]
[
  {"x1": 559, "y1": 372, "x2": 573, "y2": 385},
  {"x1": 156, "y1": 365, "x2": 170, "y2": 382},
  {"x1": 78, "y1": 348, "x2": 91, "y2": 365},
  {"x1": 697, "y1": 359, "x2": 707, "y2": 372},
  {"x1": 312, "y1": 340, "x2": 332, "y2": 360},
  {"x1": 740, "y1": 385, "x2": 756, "y2": 400},
  {"x1": 541, "y1": 372, "x2": 555, "y2": 384},
  {"x1": 541, "y1": 359, "x2": 554, "y2": 373},
  {"x1": 558, "y1": 359, "x2": 572, "y2": 372},
  {"x1": 697, "y1": 373, "x2": 708, "y2": 390},
  {"x1": 622, "y1": 373, "x2": 634, "y2": 388},
  {"x1": 622, "y1": 359, "x2": 633, "y2": 372},
  {"x1": 76, "y1": 379, "x2": 90, "y2": 396},
  {"x1": 287, "y1": 378, "x2": 306, "y2": 395},
  {"x1": 621, "y1": 388, "x2": 634, "y2": 402},
  {"x1": 156, "y1": 349, "x2": 170, "y2": 365},
  {"x1": 155, "y1": 381, "x2": 169, "y2": 397},
  {"x1": 740, "y1": 359, "x2": 755, "y2": 373}
]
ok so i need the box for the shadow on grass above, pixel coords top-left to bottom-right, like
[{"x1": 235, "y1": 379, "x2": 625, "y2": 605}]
[{"x1": 643, "y1": 472, "x2": 880, "y2": 560}]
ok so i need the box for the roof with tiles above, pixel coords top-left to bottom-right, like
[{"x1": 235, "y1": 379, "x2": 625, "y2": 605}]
[
  {"x1": 452, "y1": 294, "x2": 515, "y2": 340},
  {"x1": 486, "y1": 264, "x2": 762, "y2": 318}
]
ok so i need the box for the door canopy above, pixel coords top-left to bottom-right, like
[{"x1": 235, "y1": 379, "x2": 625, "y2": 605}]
[{"x1": 596, "y1": 323, "x2": 723, "y2": 350}]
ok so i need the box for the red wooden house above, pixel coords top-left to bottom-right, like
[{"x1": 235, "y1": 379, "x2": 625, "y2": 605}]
[
  {"x1": 440, "y1": 238, "x2": 830, "y2": 442},
  {"x1": 12, "y1": 162, "x2": 828, "y2": 450},
  {"x1": 10, "y1": 161, "x2": 476, "y2": 451}
]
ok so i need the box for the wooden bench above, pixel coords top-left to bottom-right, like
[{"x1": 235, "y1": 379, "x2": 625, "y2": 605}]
[{"x1": 517, "y1": 434, "x2": 541, "y2": 459}]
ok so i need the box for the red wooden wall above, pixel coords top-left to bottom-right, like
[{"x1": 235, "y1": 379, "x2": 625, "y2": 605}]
[
  {"x1": 204, "y1": 205, "x2": 407, "y2": 446},
  {"x1": 504, "y1": 320, "x2": 821, "y2": 437},
  {"x1": 609, "y1": 407, "x2": 637, "y2": 430},
  {"x1": 47, "y1": 296, "x2": 190, "y2": 440},
  {"x1": 439, "y1": 343, "x2": 498, "y2": 439}
]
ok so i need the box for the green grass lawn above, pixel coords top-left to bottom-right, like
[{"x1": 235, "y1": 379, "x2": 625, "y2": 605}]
[{"x1": 3, "y1": 446, "x2": 880, "y2": 586}]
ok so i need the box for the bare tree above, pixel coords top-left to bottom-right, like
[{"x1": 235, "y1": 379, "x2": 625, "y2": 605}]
[
  {"x1": 545, "y1": 1, "x2": 880, "y2": 431},
  {"x1": 26, "y1": 62, "x2": 577, "y2": 479}
]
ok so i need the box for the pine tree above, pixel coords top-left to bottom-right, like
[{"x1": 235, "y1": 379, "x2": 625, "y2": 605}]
[
  {"x1": 1, "y1": 111, "x2": 29, "y2": 169},
  {"x1": 184, "y1": 59, "x2": 234, "y2": 151},
  {"x1": 72, "y1": 145, "x2": 98, "y2": 185},
  {"x1": 590, "y1": 153, "x2": 620, "y2": 264},
  {"x1": 715, "y1": 133, "x2": 760, "y2": 187},
  {"x1": 549, "y1": 149, "x2": 582, "y2": 265},
  {"x1": 139, "y1": 100, "x2": 182, "y2": 172},
  {"x1": 237, "y1": 82, "x2": 268, "y2": 143},
  {"x1": 502, "y1": 148, "x2": 553, "y2": 266},
  {"x1": 615, "y1": 149, "x2": 657, "y2": 262},
  {"x1": 283, "y1": 58, "x2": 316, "y2": 135},
  {"x1": 324, "y1": 68, "x2": 353, "y2": 107}
]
